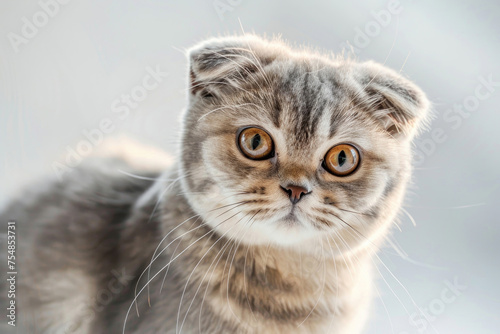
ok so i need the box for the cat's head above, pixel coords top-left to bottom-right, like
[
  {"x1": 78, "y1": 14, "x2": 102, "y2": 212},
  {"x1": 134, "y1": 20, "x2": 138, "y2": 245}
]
[{"x1": 179, "y1": 35, "x2": 430, "y2": 251}]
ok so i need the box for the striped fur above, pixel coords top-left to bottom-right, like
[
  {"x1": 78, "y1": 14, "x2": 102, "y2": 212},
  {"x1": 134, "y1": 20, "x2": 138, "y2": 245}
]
[{"x1": 0, "y1": 35, "x2": 430, "y2": 333}]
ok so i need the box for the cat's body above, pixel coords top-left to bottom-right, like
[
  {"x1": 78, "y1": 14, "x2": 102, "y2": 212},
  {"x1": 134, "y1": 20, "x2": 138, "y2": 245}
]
[
  {"x1": 2, "y1": 158, "x2": 371, "y2": 333},
  {"x1": 0, "y1": 35, "x2": 430, "y2": 333}
]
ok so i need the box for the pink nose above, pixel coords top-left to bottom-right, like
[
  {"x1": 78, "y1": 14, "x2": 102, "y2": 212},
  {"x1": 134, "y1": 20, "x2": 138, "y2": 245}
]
[{"x1": 280, "y1": 184, "x2": 311, "y2": 204}]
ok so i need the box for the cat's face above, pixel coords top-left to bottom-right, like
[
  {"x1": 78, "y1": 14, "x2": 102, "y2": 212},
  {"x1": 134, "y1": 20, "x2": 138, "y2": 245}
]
[{"x1": 179, "y1": 36, "x2": 429, "y2": 250}]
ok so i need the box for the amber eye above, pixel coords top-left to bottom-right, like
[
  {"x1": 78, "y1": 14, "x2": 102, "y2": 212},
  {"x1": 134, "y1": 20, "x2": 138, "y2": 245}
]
[
  {"x1": 323, "y1": 144, "x2": 360, "y2": 176},
  {"x1": 237, "y1": 127, "x2": 274, "y2": 160}
]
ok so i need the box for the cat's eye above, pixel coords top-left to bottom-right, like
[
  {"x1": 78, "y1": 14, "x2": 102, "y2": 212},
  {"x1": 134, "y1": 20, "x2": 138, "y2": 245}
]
[
  {"x1": 323, "y1": 144, "x2": 360, "y2": 176},
  {"x1": 237, "y1": 127, "x2": 274, "y2": 160}
]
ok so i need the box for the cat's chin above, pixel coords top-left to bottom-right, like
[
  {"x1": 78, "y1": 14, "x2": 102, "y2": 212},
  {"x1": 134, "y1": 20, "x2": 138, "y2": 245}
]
[{"x1": 225, "y1": 214, "x2": 323, "y2": 248}]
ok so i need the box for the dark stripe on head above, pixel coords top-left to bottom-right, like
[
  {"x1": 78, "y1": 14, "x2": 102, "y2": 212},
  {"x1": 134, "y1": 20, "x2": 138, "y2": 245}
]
[{"x1": 271, "y1": 94, "x2": 282, "y2": 128}]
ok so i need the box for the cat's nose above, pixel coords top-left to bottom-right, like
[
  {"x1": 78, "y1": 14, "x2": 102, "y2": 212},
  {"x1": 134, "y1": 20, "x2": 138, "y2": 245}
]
[{"x1": 280, "y1": 184, "x2": 311, "y2": 204}]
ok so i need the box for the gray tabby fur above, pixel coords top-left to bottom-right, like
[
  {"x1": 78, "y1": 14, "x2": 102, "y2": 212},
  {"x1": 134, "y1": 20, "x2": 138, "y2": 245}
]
[{"x1": 0, "y1": 35, "x2": 430, "y2": 333}]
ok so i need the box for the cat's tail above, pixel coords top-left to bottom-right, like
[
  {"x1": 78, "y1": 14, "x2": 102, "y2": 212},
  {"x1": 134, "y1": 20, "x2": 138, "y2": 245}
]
[{"x1": 83, "y1": 135, "x2": 174, "y2": 173}]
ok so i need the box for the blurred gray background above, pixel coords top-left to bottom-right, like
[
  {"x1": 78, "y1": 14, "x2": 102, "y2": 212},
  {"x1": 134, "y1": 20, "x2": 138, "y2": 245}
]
[{"x1": 0, "y1": 0, "x2": 499, "y2": 333}]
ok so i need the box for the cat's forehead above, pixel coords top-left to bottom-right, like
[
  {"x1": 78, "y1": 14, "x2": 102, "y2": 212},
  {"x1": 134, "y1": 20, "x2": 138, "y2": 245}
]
[
  {"x1": 234, "y1": 62, "x2": 369, "y2": 152},
  {"x1": 272, "y1": 63, "x2": 348, "y2": 131}
]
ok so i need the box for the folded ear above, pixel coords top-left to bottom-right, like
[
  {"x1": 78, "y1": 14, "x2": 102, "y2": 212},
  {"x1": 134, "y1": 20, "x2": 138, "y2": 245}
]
[
  {"x1": 355, "y1": 61, "x2": 431, "y2": 140},
  {"x1": 187, "y1": 35, "x2": 281, "y2": 98}
]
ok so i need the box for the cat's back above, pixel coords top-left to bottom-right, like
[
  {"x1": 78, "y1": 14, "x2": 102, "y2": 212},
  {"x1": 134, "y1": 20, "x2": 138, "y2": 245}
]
[
  {"x1": 0, "y1": 152, "x2": 167, "y2": 333},
  {"x1": 1, "y1": 137, "x2": 173, "y2": 238},
  {"x1": 1, "y1": 156, "x2": 160, "y2": 247}
]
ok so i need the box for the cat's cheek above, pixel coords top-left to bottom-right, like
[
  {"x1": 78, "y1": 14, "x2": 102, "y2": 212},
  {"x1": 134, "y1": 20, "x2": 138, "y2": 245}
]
[{"x1": 315, "y1": 161, "x2": 389, "y2": 215}]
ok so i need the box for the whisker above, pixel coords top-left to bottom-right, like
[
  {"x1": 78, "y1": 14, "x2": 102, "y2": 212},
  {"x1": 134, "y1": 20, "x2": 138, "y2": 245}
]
[
  {"x1": 401, "y1": 207, "x2": 417, "y2": 227},
  {"x1": 198, "y1": 103, "x2": 259, "y2": 121},
  {"x1": 144, "y1": 201, "x2": 251, "y2": 305},
  {"x1": 374, "y1": 253, "x2": 441, "y2": 334},
  {"x1": 242, "y1": 239, "x2": 257, "y2": 323},
  {"x1": 336, "y1": 207, "x2": 374, "y2": 217},
  {"x1": 198, "y1": 235, "x2": 235, "y2": 333},
  {"x1": 123, "y1": 209, "x2": 243, "y2": 334},
  {"x1": 297, "y1": 237, "x2": 327, "y2": 327},
  {"x1": 117, "y1": 169, "x2": 171, "y2": 181},
  {"x1": 324, "y1": 236, "x2": 339, "y2": 332},
  {"x1": 329, "y1": 211, "x2": 368, "y2": 241},
  {"x1": 133, "y1": 200, "x2": 250, "y2": 314},
  {"x1": 147, "y1": 172, "x2": 193, "y2": 224},
  {"x1": 337, "y1": 224, "x2": 441, "y2": 334},
  {"x1": 222, "y1": 211, "x2": 261, "y2": 327},
  {"x1": 176, "y1": 212, "x2": 252, "y2": 334}
]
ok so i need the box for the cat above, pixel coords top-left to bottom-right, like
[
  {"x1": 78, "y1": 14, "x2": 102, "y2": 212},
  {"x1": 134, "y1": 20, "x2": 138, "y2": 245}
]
[{"x1": 0, "y1": 35, "x2": 430, "y2": 333}]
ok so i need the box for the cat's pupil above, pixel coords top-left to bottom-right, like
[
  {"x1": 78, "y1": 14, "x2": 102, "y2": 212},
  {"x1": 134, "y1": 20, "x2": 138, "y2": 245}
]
[
  {"x1": 251, "y1": 134, "x2": 261, "y2": 150},
  {"x1": 338, "y1": 150, "x2": 347, "y2": 166}
]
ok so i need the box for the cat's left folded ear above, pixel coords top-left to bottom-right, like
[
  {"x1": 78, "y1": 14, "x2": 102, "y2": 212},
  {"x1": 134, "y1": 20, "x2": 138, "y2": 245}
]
[{"x1": 354, "y1": 61, "x2": 432, "y2": 141}]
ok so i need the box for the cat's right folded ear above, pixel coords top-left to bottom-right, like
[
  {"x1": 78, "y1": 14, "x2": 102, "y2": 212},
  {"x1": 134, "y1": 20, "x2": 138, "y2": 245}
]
[{"x1": 187, "y1": 36, "x2": 278, "y2": 98}]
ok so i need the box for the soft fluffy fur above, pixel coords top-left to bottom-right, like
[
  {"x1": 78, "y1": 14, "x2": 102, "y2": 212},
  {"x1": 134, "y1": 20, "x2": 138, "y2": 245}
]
[{"x1": 0, "y1": 35, "x2": 430, "y2": 333}]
